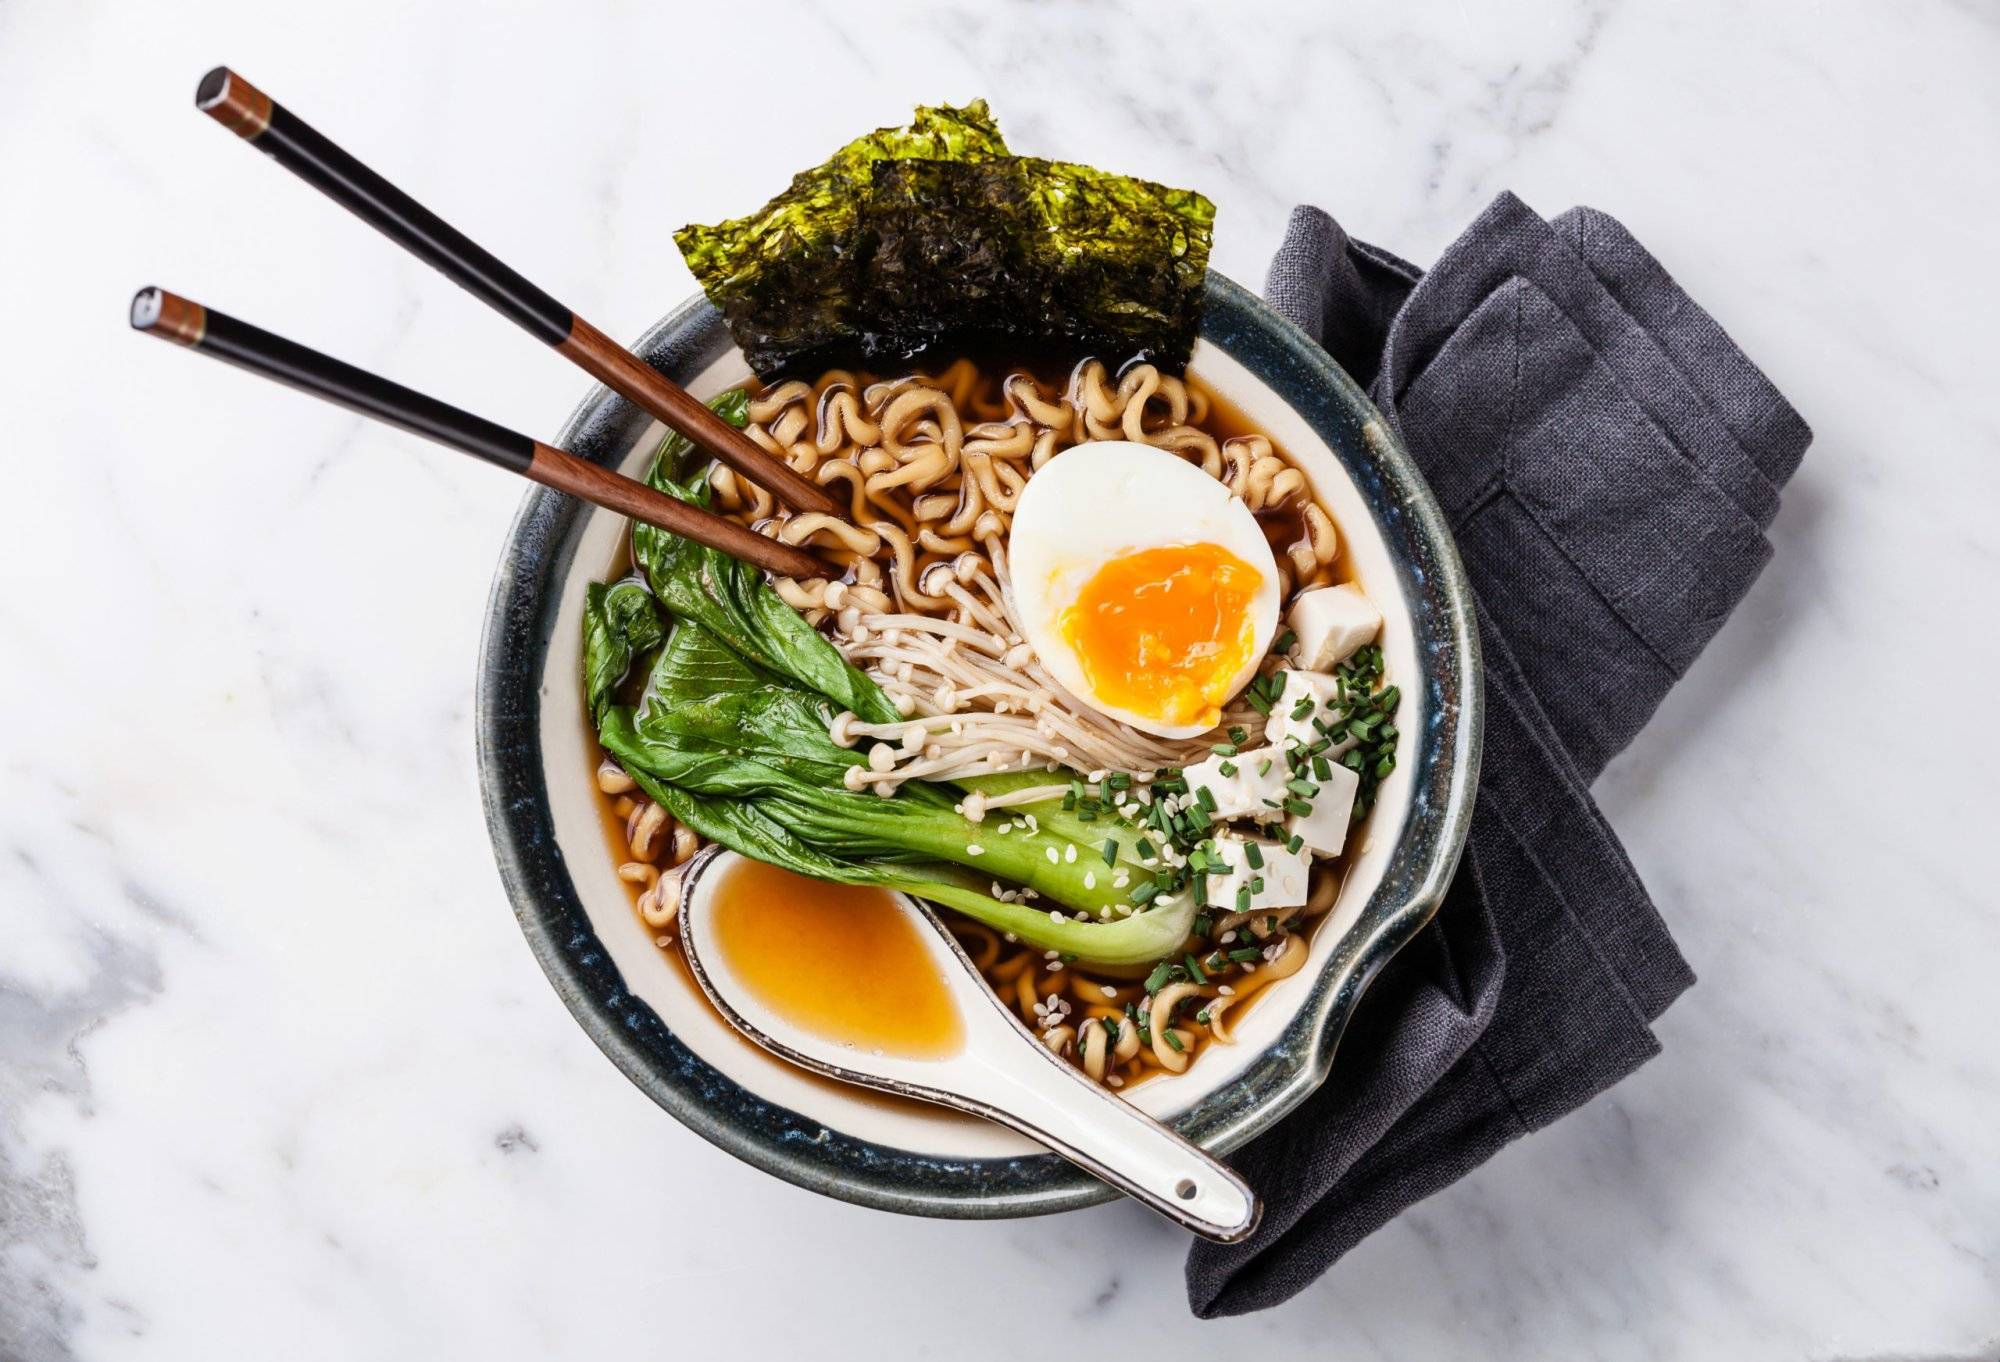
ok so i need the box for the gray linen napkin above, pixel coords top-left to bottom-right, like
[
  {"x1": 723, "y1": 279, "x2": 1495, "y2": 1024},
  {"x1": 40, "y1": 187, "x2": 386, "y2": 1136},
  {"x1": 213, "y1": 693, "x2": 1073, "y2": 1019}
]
[{"x1": 1186, "y1": 193, "x2": 1810, "y2": 1316}]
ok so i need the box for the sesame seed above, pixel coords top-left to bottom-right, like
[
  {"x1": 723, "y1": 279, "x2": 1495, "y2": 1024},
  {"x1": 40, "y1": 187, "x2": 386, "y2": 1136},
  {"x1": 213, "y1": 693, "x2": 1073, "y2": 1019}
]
[
  {"x1": 1217, "y1": 985, "x2": 1235, "y2": 996},
  {"x1": 1083, "y1": 872, "x2": 1097, "y2": 890},
  {"x1": 1045, "y1": 847, "x2": 1059, "y2": 864},
  {"x1": 1063, "y1": 844, "x2": 1077, "y2": 864},
  {"x1": 1046, "y1": 961, "x2": 1065, "y2": 972},
  {"x1": 1101, "y1": 985, "x2": 1117, "y2": 998},
  {"x1": 1108, "y1": 1074, "x2": 1124, "y2": 1087},
  {"x1": 967, "y1": 844, "x2": 985, "y2": 857}
]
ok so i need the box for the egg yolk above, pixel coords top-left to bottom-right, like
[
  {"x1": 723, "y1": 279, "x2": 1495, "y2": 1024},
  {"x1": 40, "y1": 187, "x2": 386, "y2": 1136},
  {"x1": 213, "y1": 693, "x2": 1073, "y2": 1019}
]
[{"x1": 1058, "y1": 542, "x2": 1263, "y2": 728}]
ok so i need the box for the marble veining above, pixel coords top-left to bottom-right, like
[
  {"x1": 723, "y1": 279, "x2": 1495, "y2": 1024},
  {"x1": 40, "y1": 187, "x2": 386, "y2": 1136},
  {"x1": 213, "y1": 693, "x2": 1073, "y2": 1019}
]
[{"x1": 3, "y1": 1, "x2": 1997, "y2": 1358}]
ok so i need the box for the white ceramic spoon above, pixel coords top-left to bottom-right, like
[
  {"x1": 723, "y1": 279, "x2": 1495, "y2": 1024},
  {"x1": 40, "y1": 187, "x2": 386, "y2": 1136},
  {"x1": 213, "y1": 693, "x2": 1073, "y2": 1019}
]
[{"x1": 678, "y1": 848, "x2": 1261, "y2": 1243}]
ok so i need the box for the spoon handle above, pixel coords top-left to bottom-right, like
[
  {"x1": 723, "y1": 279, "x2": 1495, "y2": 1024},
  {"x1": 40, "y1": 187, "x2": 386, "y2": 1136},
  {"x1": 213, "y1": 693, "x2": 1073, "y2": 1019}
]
[{"x1": 961, "y1": 1050, "x2": 1260, "y2": 1242}]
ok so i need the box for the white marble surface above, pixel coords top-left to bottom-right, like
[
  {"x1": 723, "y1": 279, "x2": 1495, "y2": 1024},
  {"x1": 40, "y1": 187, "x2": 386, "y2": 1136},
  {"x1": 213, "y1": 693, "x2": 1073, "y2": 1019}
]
[{"x1": 4, "y1": 1, "x2": 1998, "y2": 1356}]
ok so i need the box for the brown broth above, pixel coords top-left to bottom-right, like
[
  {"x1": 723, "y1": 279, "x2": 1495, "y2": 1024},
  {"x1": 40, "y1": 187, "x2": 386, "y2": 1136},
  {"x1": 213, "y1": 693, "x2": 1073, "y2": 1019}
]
[
  {"x1": 710, "y1": 858, "x2": 963, "y2": 1060},
  {"x1": 593, "y1": 356, "x2": 1365, "y2": 1095}
]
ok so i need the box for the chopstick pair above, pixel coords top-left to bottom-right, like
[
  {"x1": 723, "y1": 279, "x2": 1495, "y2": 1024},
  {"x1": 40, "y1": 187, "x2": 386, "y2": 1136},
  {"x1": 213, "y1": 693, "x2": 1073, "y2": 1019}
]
[{"x1": 133, "y1": 67, "x2": 832, "y2": 582}]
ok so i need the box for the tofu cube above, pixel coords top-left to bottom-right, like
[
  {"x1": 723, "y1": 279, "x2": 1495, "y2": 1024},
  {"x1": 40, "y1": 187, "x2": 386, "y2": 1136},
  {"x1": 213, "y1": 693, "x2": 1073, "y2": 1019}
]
[
  {"x1": 1207, "y1": 832, "x2": 1310, "y2": 911},
  {"x1": 1287, "y1": 585, "x2": 1382, "y2": 671},
  {"x1": 1180, "y1": 747, "x2": 1291, "y2": 822},
  {"x1": 1285, "y1": 760, "x2": 1361, "y2": 857},
  {"x1": 1269, "y1": 670, "x2": 1355, "y2": 755}
]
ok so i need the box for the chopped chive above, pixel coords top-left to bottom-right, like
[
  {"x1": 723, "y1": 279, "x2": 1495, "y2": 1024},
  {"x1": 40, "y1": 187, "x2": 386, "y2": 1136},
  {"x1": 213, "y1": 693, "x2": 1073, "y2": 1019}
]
[
  {"x1": 1130, "y1": 879, "x2": 1161, "y2": 906},
  {"x1": 1136, "y1": 837, "x2": 1157, "y2": 860},
  {"x1": 1273, "y1": 628, "x2": 1297, "y2": 655},
  {"x1": 1228, "y1": 947, "x2": 1261, "y2": 964},
  {"x1": 1143, "y1": 962, "x2": 1175, "y2": 994},
  {"x1": 1376, "y1": 755, "x2": 1396, "y2": 778},
  {"x1": 1290, "y1": 696, "x2": 1315, "y2": 720},
  {"x1": 1235, "y1": 887, "x2": 1251, "y2": 912},
  {"x1": 1193, "y1": 912, "x2": 1213, "y2": 937},
  {"x1": 1100, "y1": 838, "x2": 1118, "y2": 867},
  {"x1": 1164, "y1": 1029, "x2": 1185, "y2": 1052},
  {"x1": 1286, "y1": 833, "x2": 1304, "y2": 854},
  {"x1": 1245, "y1": 689, "x2": 1273, "y2": 716},
  {"x1": 1184, "y1": 953, "x2": 1208, "y2": 984},
  {"x1": 1217, "y1": 760, "x2": 1238, "y2": 777},
  {"x1": 1286, "y1": 778, "x2": 1318, "y2": 798},
  {"x1": 1313, "y1": 754, "x2": 1333, "y2": 780},
  {"x1": 1196, "y1": 1008, "x2": 1212, "y2": 1024},
  {"x1": 1210, "y1": 742, "x2": 1237, "y2": 757},
  {"x1": 1249, "y1": 876, "x2": 1264, "y2": 895},
  {"x1": 1195, "y1": 786, "x2": 1217, "y2": 813},
  {"x1": 1194, "y1": 876, "x2": 1209, "y2": 908},
  {"x1": 1258, "y1": 758, "x2": 1273, "y2": 777},
  {"x1": 1285, "y1": 797, "x2": 1314, "y2": 818},
  {"x1": 1245, "y1": 842, "x2": 1264, "y2": 869},
  {"x1": 1228, "y1": 726, "x2": 1248, "y2": 744}
]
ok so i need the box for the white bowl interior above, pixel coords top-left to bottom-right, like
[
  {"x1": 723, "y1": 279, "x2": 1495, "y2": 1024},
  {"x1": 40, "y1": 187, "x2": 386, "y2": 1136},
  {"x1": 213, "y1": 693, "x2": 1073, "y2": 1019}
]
[{"x1": 537, "y1": 339, "x2": 1420, "y2": 1159}]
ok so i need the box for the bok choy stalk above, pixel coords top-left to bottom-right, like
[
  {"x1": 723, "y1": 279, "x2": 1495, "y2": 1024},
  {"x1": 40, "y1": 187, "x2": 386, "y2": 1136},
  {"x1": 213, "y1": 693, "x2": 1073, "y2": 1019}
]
[{"x1": 583, "y1": 399, "x2": 1193, "y2": 966}]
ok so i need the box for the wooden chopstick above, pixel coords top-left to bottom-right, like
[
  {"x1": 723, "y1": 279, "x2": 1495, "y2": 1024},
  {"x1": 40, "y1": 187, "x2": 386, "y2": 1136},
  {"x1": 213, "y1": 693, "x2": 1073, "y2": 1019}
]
[
  {"x1": 129, "y1": 287, "x2": 829, "y2": 582},
  {"x1": 192, "y1": 66, "x2": 840, "y2": 519}
]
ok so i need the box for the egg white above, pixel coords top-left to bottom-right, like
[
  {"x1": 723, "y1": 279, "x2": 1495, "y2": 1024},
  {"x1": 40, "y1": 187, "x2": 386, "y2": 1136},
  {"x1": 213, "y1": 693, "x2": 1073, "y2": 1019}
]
[{"x1": 1008, "y1": 440, "x2": 1280, "y2": 739}]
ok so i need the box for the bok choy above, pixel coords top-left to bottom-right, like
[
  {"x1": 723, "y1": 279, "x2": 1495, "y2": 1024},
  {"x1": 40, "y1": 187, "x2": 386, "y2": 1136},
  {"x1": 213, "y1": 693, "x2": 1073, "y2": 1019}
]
[{"x1": 583, "y1": 395, "x2": 1194, "y2": 966}]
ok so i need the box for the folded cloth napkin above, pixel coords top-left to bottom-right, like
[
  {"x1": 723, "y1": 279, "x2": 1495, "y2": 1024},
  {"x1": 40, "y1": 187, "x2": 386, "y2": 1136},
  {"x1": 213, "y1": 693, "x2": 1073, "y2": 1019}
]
[{"x1": 1186, "y1": 193, "x2": 1810, "y2": 1316}]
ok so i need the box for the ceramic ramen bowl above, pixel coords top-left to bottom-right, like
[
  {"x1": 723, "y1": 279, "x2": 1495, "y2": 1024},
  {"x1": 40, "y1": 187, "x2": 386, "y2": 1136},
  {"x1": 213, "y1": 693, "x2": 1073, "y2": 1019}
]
[{"x1": 476, "y1": 273, "x2": 1482, "y2": 1218}]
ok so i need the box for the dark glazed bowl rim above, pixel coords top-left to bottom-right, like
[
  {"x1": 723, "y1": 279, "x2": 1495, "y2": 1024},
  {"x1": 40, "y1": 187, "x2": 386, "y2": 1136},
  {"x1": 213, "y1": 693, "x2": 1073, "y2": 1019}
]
[{"x1": 475, "y1": 273, "x2": 1483, "y2": 1219}]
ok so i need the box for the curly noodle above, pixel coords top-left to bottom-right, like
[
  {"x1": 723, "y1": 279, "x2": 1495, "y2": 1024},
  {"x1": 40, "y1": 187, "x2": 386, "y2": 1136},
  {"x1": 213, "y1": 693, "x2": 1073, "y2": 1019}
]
[{"x1": 608, "y1": 357, "x2": 1352, "y2": 1092}]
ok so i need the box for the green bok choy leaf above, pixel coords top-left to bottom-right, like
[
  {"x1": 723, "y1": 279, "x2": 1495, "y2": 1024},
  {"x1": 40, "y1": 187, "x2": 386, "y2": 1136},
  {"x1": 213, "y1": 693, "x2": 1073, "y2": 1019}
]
[{"x1": 584, "y1": 458, "x2": 1193, "y2": 965}]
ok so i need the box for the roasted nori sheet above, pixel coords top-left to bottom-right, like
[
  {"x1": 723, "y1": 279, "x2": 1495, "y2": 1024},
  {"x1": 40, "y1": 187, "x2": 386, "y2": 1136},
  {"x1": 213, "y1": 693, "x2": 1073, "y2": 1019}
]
[{"x1": 675, "y1": 103, "x2": 1214, "y2": 378}]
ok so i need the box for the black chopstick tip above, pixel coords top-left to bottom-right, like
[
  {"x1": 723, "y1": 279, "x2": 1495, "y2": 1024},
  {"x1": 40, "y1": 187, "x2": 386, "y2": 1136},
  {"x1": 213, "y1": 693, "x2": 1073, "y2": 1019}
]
[
  {"x1": 130, "y1": 288, "x2": 206, "y2": 346},
  {"x1": 130, "y1": 287, "x2": 165, "y2": 330},
  {"x1": 195, "y1": 67, "x2": 232, "y2": 110},
  {"x1": 194, "y1": 66, "x2": 271, "y2": 138}
]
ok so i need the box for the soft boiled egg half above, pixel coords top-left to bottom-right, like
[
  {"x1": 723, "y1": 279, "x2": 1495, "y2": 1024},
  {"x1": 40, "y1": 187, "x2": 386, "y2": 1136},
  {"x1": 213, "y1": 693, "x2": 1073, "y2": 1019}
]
[{"x1": 1009, "y1": 440, "x2": 1280, "y2": 739}]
